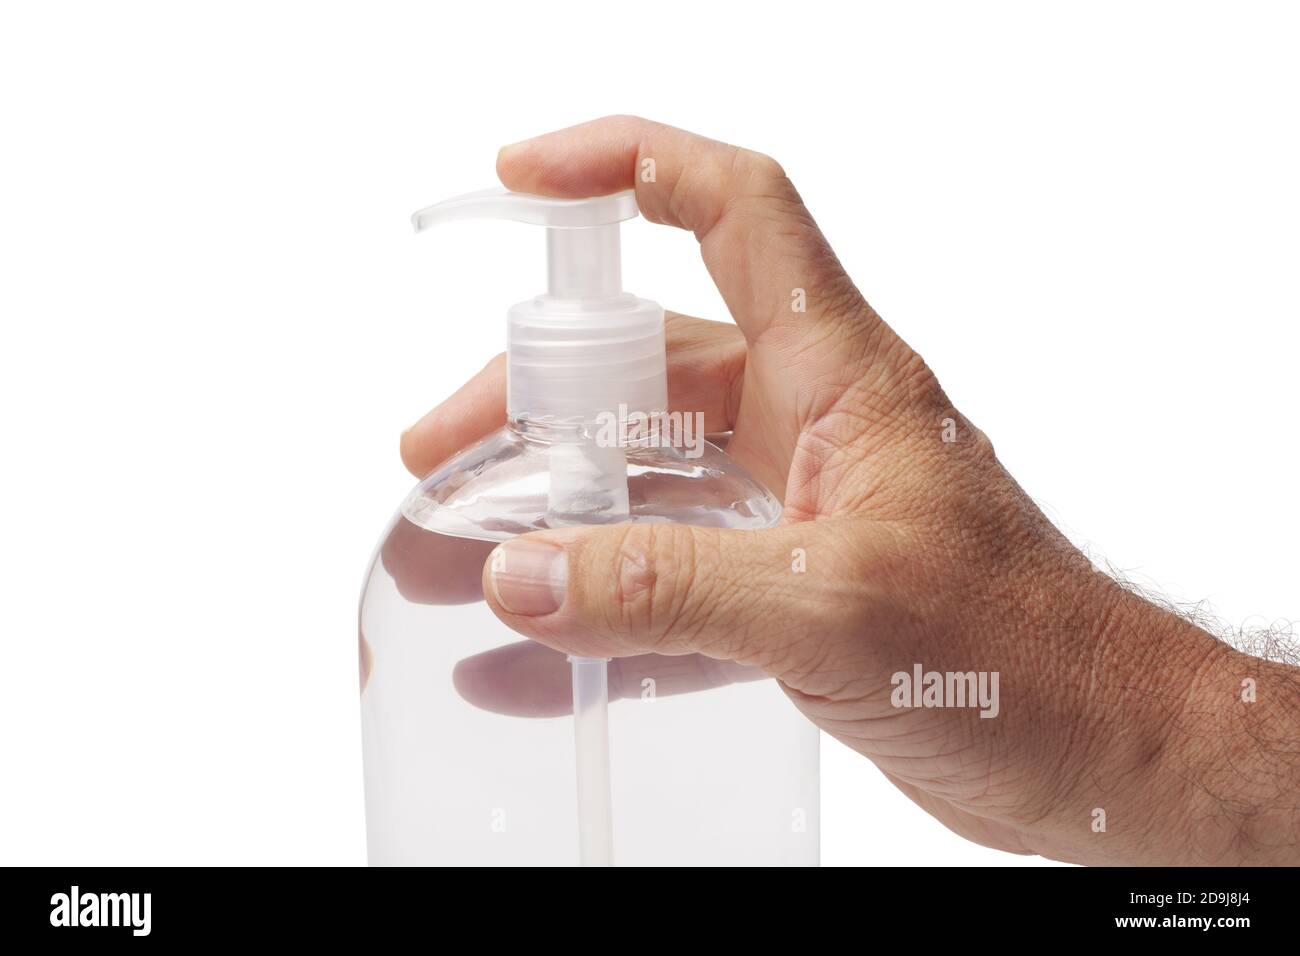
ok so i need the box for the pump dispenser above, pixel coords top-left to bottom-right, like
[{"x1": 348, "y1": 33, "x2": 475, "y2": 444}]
[
  {"x1": 412, "y1": 189, "x2": 667, "y2": 427},
  {"x1": 359, "y1": 187, "x2": 819, "y2": 866}
]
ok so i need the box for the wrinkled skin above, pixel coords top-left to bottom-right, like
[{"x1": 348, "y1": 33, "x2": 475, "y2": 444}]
[{"x1": 398, "y1": 116, "x2": 1300, "y2": 866}]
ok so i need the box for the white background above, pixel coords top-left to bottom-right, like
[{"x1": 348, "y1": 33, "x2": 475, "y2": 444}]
[{"x1": 2, "y1": 1, "x2": 1297, "y2": 866}]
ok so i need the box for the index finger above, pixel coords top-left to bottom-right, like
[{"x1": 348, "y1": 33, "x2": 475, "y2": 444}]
[{"x1": 496, "y1": 115, "x2": 872, "y2": 347}]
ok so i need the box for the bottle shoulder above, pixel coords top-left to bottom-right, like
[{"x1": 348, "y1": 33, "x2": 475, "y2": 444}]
[{"x1": 401, "y1": 426, "x2": 781, "y2": 541}]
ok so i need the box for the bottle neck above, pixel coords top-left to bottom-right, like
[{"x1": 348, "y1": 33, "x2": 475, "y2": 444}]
[
  {"x1": 507, "y1": 409, "x2": 672, "y2": 446},
  {"x1": 508, "y1": 415, "x2": 602, "y2": 444}
]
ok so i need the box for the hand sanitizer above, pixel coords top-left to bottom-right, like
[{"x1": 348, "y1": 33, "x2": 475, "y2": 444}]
[{"x1": 359, "y1": 187, "x2": 819, "y2": 865}]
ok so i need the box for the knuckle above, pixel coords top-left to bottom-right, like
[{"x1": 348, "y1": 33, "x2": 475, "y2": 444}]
[
  {"x1": 866, "y1": 337, "x2": 942, "y2": 418},
  {"x1": 737, "y1": 148, "x2": 788, "y2": 189},
  {"x1": 602, "y1": 112, "x2": 647, "y2": 127},
  {"x1": 965, "y1": 422, "x2": 997, "y2": 465},
  {"x1": 605, "y1": 525, "x2": 715, "y2": 650}
]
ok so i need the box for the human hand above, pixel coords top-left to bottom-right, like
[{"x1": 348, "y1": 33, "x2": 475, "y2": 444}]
[{"x1": 399, "y1": 116, "x2": 1300, "y2": 865}]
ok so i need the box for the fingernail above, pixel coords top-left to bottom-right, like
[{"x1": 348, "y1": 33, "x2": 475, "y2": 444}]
[{"x1": 489, "y1": 540, "x2": 567, "y2": 616}]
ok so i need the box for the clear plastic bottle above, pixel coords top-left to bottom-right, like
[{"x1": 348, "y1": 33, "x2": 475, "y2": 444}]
[{"x1": 358, "y1": 189, "x2": 819, "y2": 866}]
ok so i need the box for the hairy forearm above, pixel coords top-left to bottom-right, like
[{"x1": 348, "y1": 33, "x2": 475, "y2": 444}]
[
  {"x1": 1045, "y1": 577, "x2": 1300, "y2": 865},
  {"x1": 1161, "y1": 622, "x2": 1300, "y2": 864}
]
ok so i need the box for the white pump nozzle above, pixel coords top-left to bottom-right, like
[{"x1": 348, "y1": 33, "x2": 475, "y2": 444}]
[
  {"x1": 413, "y1": 189, "x2": 638, "y2": 300},
  {"x1": 412, "y1": 187, "x2": 638, "y2": 229},
  {"x1": 412, "y1": 188, "x2": 667, "y2": 425}
]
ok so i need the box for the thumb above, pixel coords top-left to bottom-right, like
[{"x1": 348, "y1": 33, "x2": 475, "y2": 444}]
[{"x1": 481, "y1": 521, "x2": 864, "y2": 673}]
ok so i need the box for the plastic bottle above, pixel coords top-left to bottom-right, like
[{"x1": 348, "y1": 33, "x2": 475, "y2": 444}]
[{"x1": 358, "y1": 187, "x2": 819, "y2": 866}]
